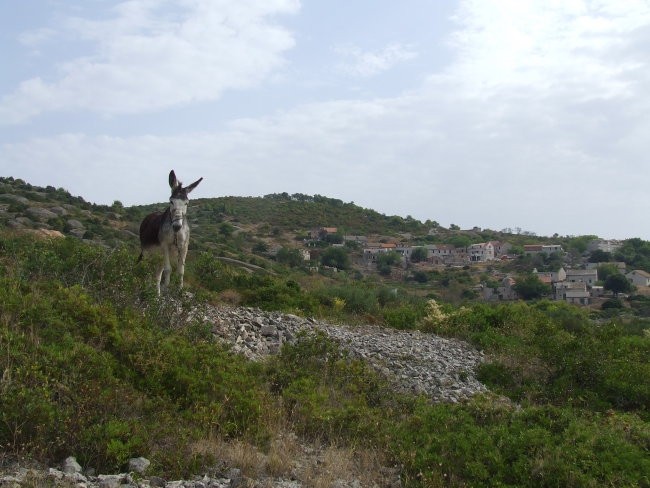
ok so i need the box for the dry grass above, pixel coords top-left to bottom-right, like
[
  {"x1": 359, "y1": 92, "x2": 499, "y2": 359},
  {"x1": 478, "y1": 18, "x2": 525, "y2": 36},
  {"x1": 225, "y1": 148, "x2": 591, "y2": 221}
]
[
  {"x1": 189, "y1": 399, "x2": 399, "y2": 486},
  {"x1": 190, "y1": 435, "x2": 399, "y2": 487},
  {"x1": 218, "y1": 289, "x2": 243, "y2": 306},
  {"x1": 299, "y1": 444, "x2": 398, "y2": 488}
]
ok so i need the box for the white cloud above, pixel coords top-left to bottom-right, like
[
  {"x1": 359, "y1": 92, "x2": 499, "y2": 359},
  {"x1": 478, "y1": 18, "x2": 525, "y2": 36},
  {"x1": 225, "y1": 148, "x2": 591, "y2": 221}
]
[
  {"x1": 443, "y1": 0, "x2": 650, "y2": 99},
  {"x1": 0, "y1": 0, "x2": 299, "y2": 124},
  {"x1": 335, "y1": 43, "x2": 418, "y2": 77},
  {"x1": 2, "y1": 0, "x2": 649, "y2": 239}
]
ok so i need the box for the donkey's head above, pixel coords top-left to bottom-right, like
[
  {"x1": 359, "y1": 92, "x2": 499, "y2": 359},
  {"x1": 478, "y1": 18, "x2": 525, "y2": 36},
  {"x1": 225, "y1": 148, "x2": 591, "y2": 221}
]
[{"x1": 168, "y1": 170, "x2": 203, "y2": 232}]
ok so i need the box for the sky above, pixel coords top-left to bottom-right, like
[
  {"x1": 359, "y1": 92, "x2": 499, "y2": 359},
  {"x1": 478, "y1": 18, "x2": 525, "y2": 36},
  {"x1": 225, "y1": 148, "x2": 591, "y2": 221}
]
[{"x1": 1, "y1": 1, "x2": 649, "y2": 240}]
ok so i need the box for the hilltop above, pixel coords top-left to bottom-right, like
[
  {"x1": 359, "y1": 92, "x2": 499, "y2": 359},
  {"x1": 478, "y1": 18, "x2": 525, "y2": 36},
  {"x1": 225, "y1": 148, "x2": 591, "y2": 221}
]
[{"x1": 2, "y1": 175, "x2": 650, "y2": 310}]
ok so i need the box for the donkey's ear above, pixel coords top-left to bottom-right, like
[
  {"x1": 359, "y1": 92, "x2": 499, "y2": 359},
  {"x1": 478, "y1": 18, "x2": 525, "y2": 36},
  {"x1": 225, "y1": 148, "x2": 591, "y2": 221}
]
[
  {"x1": 185, "y1": 177, "x2": 203, "y2": 194},
  {"x1": 169, "y1": 170, "x2": 180, "y2": 190}
]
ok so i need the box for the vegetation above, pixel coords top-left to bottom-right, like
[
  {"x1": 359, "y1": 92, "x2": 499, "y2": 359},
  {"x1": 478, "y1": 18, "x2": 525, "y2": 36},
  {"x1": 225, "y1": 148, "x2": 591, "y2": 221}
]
[
  {"x1": 1, "y1": 176, "x2": 649, "y2": 486},
  {"x1": 0, "y1": 233, "x2": 648, "y2": 486},
  {"x1": 512, "y1": 273, "x2": 551, "y2": 300}
]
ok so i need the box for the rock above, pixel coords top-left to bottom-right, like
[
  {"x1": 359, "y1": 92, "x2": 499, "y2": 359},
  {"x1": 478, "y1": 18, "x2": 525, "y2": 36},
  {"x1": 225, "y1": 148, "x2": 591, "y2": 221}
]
[
  {"x1": 66, "y1": 219, "x2": 85, "y2": 229},
  {"x1": 0, "y1": 193, "x2": 30, "y2": 205},
  {"x1": 260, "y1": 324, "x2": 278, "y2": 337},
  {"x1": 149, "y1": 475, "x2": 167, "y2": 487},
  {"x1": 97, "y1": 474, "x2": 125, "y2": 488},
  {"x1": 14, "y1": 217, "x2": 34, "y2": 227},
  {"x1": 227, "y1": 468, "x2": 242, "y2": 488},
  {"x1": 49, "y1": 206, "x2": 68, "y2": 216},
  {"x1": 129, "y1": 457, "x2": 151, "y2": 474},
  {"x1": 63, "y1": 456, "x2": 83, "y2": 474},
  {"x1": 204, "y1": 305, "x2": 487, "y2": 402},
  {"x1": 48, "y1": 468, "x2": 65, "y2": 480},
  {"x1": 26, "y1": 207, "x2": 58, "y2": 221}
]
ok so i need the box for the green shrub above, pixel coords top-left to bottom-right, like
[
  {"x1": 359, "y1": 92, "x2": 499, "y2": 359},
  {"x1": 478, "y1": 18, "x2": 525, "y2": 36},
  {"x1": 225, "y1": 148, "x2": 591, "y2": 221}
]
[
  {"x1": 392, "y1": 398, "x2": 650, "y2": 487},
  {"x1": 267, "y1": 332, "x2": 398, "y2": 443}
]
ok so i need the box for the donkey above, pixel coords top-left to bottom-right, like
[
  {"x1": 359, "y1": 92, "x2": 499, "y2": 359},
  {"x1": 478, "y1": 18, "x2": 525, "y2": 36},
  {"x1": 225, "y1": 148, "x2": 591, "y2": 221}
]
[{"x1": 137, "y1": 170, "x2": 203, "y2": 294}]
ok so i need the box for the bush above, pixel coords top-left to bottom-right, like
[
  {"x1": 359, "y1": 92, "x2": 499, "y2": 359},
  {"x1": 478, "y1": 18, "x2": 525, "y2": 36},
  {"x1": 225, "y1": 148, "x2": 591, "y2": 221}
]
[
  {"x1": 266, "y1": 333, "x2": 398, "y2": 443},
  {"x1": 0, "y1": 234, "x2": 268, "y2": 477},
  {"x1": 392, "y1": 399, "x2": 650, "y2": 487}
]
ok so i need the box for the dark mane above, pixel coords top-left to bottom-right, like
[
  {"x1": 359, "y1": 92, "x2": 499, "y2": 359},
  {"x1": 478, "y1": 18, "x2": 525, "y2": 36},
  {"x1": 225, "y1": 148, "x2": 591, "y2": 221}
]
[{"x1": 171, "y1": 183, "x2": 190, "y2": 201}]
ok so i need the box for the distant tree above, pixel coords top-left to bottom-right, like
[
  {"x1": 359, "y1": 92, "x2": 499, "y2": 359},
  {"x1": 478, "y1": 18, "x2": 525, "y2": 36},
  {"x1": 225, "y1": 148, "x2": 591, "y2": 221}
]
[
  {"x1": 219, "y1": 222, "x2": 235, "y2": 238},
  {"x1": 412, "y1": 271, "x2": 429, "y2": 283},
  {"x1": 513, "y1": 273, "x2": 551, "y2": 300},
  {"x1": 448, "y1": 235, "x2": 472, "y2": 249},
  {"x1": 377, "y1": 251, "x2": 402, "y2": 276},
  {"x1": 276, "y1": 247, "x2": 303, "y2": 268},
  {"x1": 449, "y1": 224, "x2": 460, "y2": 230},
  {"x1": 589, "y1": 250, "x2": 611, "y2": 263},
  {"x1": 597, "y1": 263, "x2": 620, "y2": 283},
  {"x1": 566, "y1": 235, "x2": 598, "y2": 254},
  {"x1": 410, "y1": 247, "x2": 428, "y2": 263},
  {"x1": 604, "y1": 273, "x2": 633, "y2": 296},
  {"x1": 252, "y1": 241, "x2": 269, "y2": 254},
  {"x1": 321, "y1": 247, "x2": 350, "y2": 270},
  {"x1": 614, "y1": 238, "x2": 650, "y2": 272},
  {"x1": 541, "y1": 252, "x2": 565, "y2": 272},
  {"x1": 324, "y1": 233, "x2": 344, "y2": 244},
  {"x1": 601, "y1": 298, "x2": 624, "y2": 310}
]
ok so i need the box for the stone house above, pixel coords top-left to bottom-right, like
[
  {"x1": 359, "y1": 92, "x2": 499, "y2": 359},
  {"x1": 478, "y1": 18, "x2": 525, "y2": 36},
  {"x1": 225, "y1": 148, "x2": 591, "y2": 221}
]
[
  {"x1": 626, "y1": 270, "x2": 650, "y2": 287},
  {"x1": 554, "y1": 282, "x2": 590, "y2": 305},
  {"x1": 488, "y1": 241, "x2": 512, "y2": 257},
  {"x1": 425, "y1": 244, "x2": 455, "y2": 263},
  {"x1": 534, "y1": 267, "x2": 567, "y2": 283},
  {"x1": 524, "y1": 244, "x2": 564, "y2": 256},
  {"x1": 565, "y1": 269, "x2": 598, "y2": 287},
  {"x1": 363, "y1": 243, "x2": 398, "y2": 264},
  {"x1": 468, "y1": 242, "x2": 495, "y2": 262}
]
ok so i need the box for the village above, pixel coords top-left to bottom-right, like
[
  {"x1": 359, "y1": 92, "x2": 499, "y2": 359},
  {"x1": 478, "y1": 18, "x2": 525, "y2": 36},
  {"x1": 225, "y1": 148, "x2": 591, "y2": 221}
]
[{"x1": 301, "y1": 227, "x2": 650, "y2": 307}]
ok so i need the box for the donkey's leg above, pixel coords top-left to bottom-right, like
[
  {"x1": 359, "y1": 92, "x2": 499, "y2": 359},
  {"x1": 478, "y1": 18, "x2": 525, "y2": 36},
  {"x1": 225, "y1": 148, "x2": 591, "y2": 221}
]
[
  {"x1": 177, "y1": 239, "x2": 190, "y2": 289},
  {"x1": 155, "y1": 263, "x2": 164, "y2": 295},
  {"x1": 161, "y1": 245, "x2": 172, "y2": 292}
]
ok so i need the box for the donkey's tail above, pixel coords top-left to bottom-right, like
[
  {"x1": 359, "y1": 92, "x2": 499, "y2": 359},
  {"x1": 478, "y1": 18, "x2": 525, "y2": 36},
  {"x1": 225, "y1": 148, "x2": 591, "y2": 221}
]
[{"x1": 136, "y1": 250, "x2": 144, "y2": 264}]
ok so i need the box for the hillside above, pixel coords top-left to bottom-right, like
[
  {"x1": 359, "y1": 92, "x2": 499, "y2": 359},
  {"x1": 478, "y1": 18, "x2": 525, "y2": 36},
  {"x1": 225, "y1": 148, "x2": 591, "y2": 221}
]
[
  {"x1": 1, "y1": 176, "x2": 649, "y2": 486},
  {"x1": 3, "y1": 175, "x2": 650, "y2": 309}
]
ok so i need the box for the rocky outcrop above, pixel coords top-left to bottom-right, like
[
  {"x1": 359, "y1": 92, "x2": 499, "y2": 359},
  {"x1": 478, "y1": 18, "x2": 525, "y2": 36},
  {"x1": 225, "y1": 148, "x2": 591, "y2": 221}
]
[
  {"x1": 0, "y1": 459, "x2": 242, "y2": 488},
  {"x1": 206, "y1": 305, "x2": 487, "y2": 403},
  {"x1": 25, "y1": 207, "x2": 58, "y2": 221}
]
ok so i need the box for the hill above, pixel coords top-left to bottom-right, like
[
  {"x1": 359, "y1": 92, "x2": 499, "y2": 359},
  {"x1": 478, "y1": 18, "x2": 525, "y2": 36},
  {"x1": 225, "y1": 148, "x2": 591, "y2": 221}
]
[{"x1": 1, "y1": 175, "x2": 649, "y2": 486}]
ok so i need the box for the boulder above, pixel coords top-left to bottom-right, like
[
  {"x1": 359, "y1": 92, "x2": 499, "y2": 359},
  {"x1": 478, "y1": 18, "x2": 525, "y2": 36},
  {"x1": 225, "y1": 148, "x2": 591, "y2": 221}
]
[
  {"x1": 63, "y1": 456, "x2": 82, "y2": 474},
  {"x1": 128, "y1": 457, "x2": 151, "y2": 474},
  {"x1": 26, "y1": 207, "x2": 58, "y2": 221}
]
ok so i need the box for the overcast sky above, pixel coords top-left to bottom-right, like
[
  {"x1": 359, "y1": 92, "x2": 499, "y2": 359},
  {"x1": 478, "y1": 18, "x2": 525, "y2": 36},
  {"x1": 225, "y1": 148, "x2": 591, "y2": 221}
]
[{"x1": 1, "y1": 1, "x2": 649, "y2": 240}]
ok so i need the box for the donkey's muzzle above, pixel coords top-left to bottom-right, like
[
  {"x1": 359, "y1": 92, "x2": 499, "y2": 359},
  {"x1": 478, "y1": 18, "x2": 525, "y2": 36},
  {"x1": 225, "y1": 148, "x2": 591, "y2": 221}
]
[{"x1": 172, "y1": 222, "x2": 182, "y2": 232}]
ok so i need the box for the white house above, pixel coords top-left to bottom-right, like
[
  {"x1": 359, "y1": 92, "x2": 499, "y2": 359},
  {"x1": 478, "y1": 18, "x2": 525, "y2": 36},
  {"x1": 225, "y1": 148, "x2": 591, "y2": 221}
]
[
  {"x1": 426, "y1": 244, "x2": 455, "y2": 262},
  {"x1": 488, "y1": 241, "x2": 512, "y2": 257},
  {"x1": 524, "y1": 244, "x2": 564, "y2": 256},
  {"x1": 626, "y1": 270, "x2": 650, "y2": 287},
  {"x1": 534, "y1": 267, "x2": 567, "y2": 283},
  {"x1": 468, "y1": 242, "x2": 495, "y2": 262},
  {"x1": 565, "y1": 269, "x2": 598, "y2": 286},
  {"x1": 554, "y1": 282, "x2": 590, "y2": 305},
  {"x1": 587, "y1": 239, "x2": 622, "y2": 253}
]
